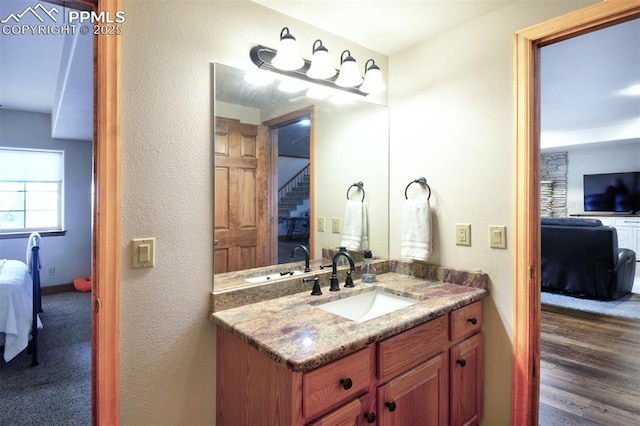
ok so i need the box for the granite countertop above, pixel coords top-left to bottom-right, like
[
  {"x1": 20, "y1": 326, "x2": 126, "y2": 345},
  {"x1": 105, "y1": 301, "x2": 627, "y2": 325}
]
[{"x1": 212, "y1": 271, "x2": 488, "y2": 373}]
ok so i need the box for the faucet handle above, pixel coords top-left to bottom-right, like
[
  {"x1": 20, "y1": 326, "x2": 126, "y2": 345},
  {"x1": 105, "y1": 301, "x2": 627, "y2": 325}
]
[
  {"x1": 303, "y1": 276, "x2": 322, "y2": 296},
  {"x1": 344, "y1": 271, "x2": 354, "y2": 288}
]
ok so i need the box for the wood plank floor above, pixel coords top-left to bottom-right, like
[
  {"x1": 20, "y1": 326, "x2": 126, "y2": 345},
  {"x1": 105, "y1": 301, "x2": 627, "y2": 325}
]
[{"x1": 539, "y1": 305, "x2": 640, "y2": 425}]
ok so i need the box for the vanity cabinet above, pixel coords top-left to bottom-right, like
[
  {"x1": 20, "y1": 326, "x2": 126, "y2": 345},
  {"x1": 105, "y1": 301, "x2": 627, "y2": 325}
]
[
  {"x1": 376, "y1": 316, "x2": 449, "y2": 425},
  {"x1": 449, "y1": 301, "x2": 483, "y2": 426},
  {"x1": 377, "y1": 352, "x2": 449, "y2": 425},
  {"x1": 216, "y1": 301, "x2": 483, "y2": 426}
]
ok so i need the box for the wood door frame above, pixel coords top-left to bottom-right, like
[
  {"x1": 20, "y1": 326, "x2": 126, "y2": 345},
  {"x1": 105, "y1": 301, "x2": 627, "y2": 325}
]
[
  {"x1": 40, "y1": 0, "x2": 120, "y2": 424},
  {"x1": 263, "y1": 106, "x2": 316, "y2": 261},
  {"x1": 94, "y1": 0, "x2": 120, "y2": 424},
  {"x1": 513, "y1": 2, "x2": 640, "y2": 424}
]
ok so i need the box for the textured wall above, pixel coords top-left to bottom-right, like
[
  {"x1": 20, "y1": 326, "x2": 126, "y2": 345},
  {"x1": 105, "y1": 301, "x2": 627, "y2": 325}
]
[
  {"x1": 120, "y1": 0, "x2": 603, "y2": 423},
  {"x1": 120, "y1": 1, "x2": 385, "y2": 424},
  {"x1": 387, "y1": 1, "x2": 597, "y2": 423}
]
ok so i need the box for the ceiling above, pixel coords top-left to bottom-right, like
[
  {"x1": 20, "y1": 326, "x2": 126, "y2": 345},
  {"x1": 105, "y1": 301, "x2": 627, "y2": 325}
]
[
  {"x1": 0, "y1": 0, "x2": 638, "y2": 148},
  {"x1": 540, "y1": 18, "x2": 640, "y2": 149},
  {"x1": 253, "y1": 0, "x2": 639, "y2": 149},
  {"x1": 251, "y1": 0, "x2": 517, "y2": 56},
  {"x1": 0, "y1": 0, "x2": 93, "y2": 141}
]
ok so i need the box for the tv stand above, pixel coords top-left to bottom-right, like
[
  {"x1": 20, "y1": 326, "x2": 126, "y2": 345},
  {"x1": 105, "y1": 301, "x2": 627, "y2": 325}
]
[{"x1": 570, "y1": 213, "x2": 640, "y2": 260}]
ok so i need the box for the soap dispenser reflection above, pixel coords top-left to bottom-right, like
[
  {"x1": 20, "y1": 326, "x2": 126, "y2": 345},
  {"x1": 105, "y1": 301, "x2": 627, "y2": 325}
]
[{"x1": 361, "y1": 250, "x2": 376, "y2": 283}]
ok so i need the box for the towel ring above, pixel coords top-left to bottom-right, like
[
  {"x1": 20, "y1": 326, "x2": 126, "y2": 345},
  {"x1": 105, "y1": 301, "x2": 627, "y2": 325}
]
[
  {"x1": 347, "y1": 181, "x2": 365, "y2": 202},
  {"x1": 404, "y1": 177, "x2": 431, "y2": 200}
]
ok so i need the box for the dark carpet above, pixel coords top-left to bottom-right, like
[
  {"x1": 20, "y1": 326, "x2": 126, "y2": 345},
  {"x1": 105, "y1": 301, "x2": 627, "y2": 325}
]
[{"x1": 0, "y1": 291, "x2": 91, "y2": 425}]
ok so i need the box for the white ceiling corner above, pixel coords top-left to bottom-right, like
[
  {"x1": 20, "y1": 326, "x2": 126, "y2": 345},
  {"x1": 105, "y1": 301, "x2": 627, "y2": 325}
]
[
  {"x1": 251, "y1": 1, "x2": 640, "y2": 149},
  {"x1": 0, "y1": 0, "x2": 93, "y2": 141}
]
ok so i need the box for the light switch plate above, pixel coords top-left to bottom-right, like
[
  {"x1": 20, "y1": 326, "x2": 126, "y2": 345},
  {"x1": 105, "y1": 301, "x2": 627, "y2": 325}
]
[
  {"x1": 317, "y1": 217, "x2": 325, "y2": 232},
  {"x1": 132, "y1": 238, "x2": 155, "y2": 268},
  {"x1": 489, "y1": 226, "x2": 507, "y2": 249},
  {"x1": 456, "y1": 224, "x2": 471, "y2": 246},
  {"x1": 332, "y1": 217, "x2": 341, "y2": 234}
]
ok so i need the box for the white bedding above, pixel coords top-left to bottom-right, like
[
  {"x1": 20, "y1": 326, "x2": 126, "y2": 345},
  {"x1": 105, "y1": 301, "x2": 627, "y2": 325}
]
[{"x1": 0, "y1": 259, "x2": 43, "y2": 362}]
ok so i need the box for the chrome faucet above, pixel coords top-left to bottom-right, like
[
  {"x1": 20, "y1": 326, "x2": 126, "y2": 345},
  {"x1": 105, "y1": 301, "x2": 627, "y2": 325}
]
[
  {"x1": 290, "y1": 244, "x2": 311, "y2": 272},
  {"x1": 329, "y1": 251, "x2": 355, "y2": 291}
]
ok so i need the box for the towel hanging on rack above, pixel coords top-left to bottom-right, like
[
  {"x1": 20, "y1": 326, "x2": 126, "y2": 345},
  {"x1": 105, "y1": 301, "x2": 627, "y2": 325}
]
[
  {"x1": 401, "y1": 178, "x2": 432, "y2": 261},
  {"x1": 341, "y1": 182, "x2": 368, "y2": 251}
]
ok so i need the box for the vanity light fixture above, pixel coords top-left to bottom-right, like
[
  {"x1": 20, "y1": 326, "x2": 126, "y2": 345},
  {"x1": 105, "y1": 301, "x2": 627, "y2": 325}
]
[
  {"x1": 307, "y1": 40, "x2": 336, "y2": 79},
  {"x1": 249, "y1": 27, "x2": 386, "y2": 97},
  {"x1": 271, "y1": 27, "x2": 304, "y2": 71},
  {"x1": 620, "y1": 83, "x2": 640, "y2": 96},
  {"x1": 335, "y1": 50, "x2": 363, "y2": 88},
  {"x1": 359, "y1": 59, "x2": 386, "y2": 95}
]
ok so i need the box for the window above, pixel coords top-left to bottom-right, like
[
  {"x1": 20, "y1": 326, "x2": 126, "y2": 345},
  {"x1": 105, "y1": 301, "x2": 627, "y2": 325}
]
[{"x1": 0, "y1": 148, "x2": 64, "y2": 233}]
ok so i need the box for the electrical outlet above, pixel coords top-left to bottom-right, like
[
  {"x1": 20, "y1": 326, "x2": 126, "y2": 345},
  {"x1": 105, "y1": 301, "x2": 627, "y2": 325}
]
[
  {"x1": 317, "y1": 217, "x2": 325, "y2": 232},
  {"x1": 332, "y1": 217, "x2": 341, "y2": 233},
  {"x1": 456, "y1": 224, "x2": 471, "y2": 246},
  {"x1": 47, "y1": 266, "x2": 55, "y2": 276}
]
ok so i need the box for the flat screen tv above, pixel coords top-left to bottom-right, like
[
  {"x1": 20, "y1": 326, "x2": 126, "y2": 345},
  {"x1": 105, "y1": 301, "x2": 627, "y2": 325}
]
[{"x1": 583, "y1": 172, "x2": 640, "y2": 213}]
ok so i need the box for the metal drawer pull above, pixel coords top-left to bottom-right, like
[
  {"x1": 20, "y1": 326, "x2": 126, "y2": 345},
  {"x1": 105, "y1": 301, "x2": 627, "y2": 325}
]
[
  {"x1": 363, "y1": 412, "x2": 376, "y2": 423},
  {"x1": 457, "y1": 359, "x2": 467, "y2": 367},
  {"x1": 467, "y1": 317, "x2": 477, "y2": 325},
  {"x1": 385, "y1": 401, "x2": 397, "y2": 412},
  {"x1": 340, "y1": 378, "x2": 353, "y2": 390}
]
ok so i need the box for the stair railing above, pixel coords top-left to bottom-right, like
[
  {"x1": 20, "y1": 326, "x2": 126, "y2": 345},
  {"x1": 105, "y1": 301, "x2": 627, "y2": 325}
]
[{"x1": 279, "y1": 164, "x2": 310, "y2": 204}]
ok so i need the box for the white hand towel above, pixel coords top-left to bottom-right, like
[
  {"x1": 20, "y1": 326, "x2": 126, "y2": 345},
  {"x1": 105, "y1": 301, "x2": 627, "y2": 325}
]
[
  {"x1": 26, "y1": 232, "x2": 43, "y2": 273},
  {"x1": 340, "y1": 200, "x2": 369, "y2": 251},
  {"x1": 401, "y1": 199, "x2": 432, "y2": 261}
]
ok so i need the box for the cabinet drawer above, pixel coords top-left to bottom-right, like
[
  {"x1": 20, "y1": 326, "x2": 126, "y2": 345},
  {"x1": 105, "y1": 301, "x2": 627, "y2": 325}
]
[
  {"x1": 303, "y1": 346, "x2": 372, "y2": 420},
  {"x1": 596, "y1": 216, "x2": 613, "y2": 226},
  {"x1": 450, "y1": 301, "x2": 482, "y2": 343},
  {"x1": 307, "y1": 394, "x2": 370, "y2": 426},
  {"x1": 377, "y1": 315, "x2": 448, "y2": 383},
  {"x1": 613, "y1": 217, "x2": 640, "y2": 227}
]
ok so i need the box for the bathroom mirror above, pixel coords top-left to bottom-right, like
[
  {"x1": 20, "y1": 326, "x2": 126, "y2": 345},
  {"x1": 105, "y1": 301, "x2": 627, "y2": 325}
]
[{"x1": 213, "y1": 63, "x2": 389, "y2": 289}]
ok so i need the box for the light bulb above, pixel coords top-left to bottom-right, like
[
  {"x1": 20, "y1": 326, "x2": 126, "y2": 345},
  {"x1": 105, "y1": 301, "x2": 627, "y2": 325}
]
[
  {"x1": 307, "y1": 40, "x2": 336, "y2": 79},
  {"x1": 360, "y1": 59, "x2": 386, "y2": 94},
  {"x1": 271, "y1": 27, "x2": 304, "y2": 71},
  {"x1": 335, "y1": 50, "x2": 363, "y2": 88}
]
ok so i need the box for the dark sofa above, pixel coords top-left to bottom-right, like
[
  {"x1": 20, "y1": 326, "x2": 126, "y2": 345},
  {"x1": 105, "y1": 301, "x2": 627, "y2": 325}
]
[{"x1": 541, "y1": 217, "x2": 636, "y2": 300}]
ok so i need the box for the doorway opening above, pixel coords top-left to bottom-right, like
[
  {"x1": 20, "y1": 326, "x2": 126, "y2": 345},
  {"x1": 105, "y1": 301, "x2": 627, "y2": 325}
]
[
  {"x1": 0, "y1": 0, "x2": 95, "y2": 423},
  {"x1": 264, "y1": 106, "x2": 316, "y2": 265},
  {"x1": 513, "y1": 2, "x2": 640, "y2": 424},
  {"x1": 273, "y1": 116, "x2": 311, "y2": 264}
]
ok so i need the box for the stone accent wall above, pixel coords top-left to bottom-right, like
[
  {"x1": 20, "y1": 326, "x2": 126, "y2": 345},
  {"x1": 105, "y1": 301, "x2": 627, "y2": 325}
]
[{"x1": 540, "y1": 152, "x2": 568, "y2": 218}]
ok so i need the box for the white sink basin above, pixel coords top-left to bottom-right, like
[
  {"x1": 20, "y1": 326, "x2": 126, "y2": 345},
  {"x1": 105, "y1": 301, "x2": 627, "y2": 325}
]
[
  {"x1": 317, "y1": 289, "x2": 417, "y2": 323},
  {"x1": 245, "y1": 270, "x2": 304, "y2": 284}
]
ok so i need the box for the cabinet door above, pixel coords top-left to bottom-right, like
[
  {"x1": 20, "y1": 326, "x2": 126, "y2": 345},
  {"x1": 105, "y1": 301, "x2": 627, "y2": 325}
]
[
  {"x1": 450, "y1": 333, "x2": 483, "y2": 426},
  {"x1": 616, "y1": 225, "x2": 632, "y2": 251},
  {"x1": 308, "y1": 395, "x2": 371, "y2": 426},
  {"x1": 377, "y1": 352, "x2": 448, "y2": 426},
  {"x1": 614, "y1": 217, "x2": 640, "y2": 260}
]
